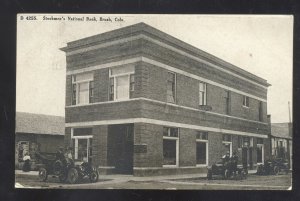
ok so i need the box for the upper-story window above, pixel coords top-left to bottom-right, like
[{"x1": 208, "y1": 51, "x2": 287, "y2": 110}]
[
  {"x1": 109, "y1": 65, "x2": 135, "y2": 101},
  {"x1": 167, "y1": 72, "x2": 176, "y2": 103},
  {"x1": 242, "y1": 95, "x2": 249, "y2": 107},
  {"x1": 199, "y1": 82, "x2": 207, "y2": 105},
  {"x1": 72, "y1": 73, "x2": 94, "y2": 105},
  {"x1": 259, "y1": 101, "x2": 263, "y2": 121},
  {"x1": 224, "y1": 90, "x2": 230, "y2": 115}
]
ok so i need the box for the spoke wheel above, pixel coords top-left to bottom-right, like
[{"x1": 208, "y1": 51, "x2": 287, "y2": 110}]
[
  {"x1": 273, "y1": 166, "x2": 279, "y2": 175},
  {"x1": 89, "y1": 171, "x2": 99, "y2": 183},
  {"x1": 224, "y1": 169, "x2": 230, "y2": 179},
  {"x1": 38, "y1": 168, "x2": 48, "y2": 182},
  {"x1": 59, "y1": 172, "x2": 67, "y2": 183},
  {"x1": 67, "y1": 168, "x2": 79, "y2": 184}
]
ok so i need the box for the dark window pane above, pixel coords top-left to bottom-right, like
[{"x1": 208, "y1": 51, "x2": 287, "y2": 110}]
[
  {"x1": 89, "y1": 81, "x2": 94, "y2": 103},
  {"x1": 257, "y1": 146, "x2": 263, "y2": 163},
  {"x1": 163, "y1": 139, "x2": 176, "y2": 165},
  {"x1": 257, "y1": 138, "x2": 264, "y2": 145},
  {"x1": 72, "y1": 83, "x2": 76, "y2": 105},
  {"x1": 167, "y1": 72, "x2": 176, "y2": 103},
  {"x1": 163, "y1": 127, "x2": 169, "y2": 136},
  {"x1": 196, "y1": 131, "x2": 208, "y2": 140},
  {"x1": 223, "y1": 134, "x2": 232, "y2": 142},
  {"x1": 73, "y1": 128, "x2": 93, "y2": 136},
  {"x1": 196, "y1": 142, "x2": 207, "y2": 164}
]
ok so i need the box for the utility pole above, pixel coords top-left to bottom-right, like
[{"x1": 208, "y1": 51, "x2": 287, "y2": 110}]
[{"x1": 288, "y1": 101, "x2": 291, "y2": 123}]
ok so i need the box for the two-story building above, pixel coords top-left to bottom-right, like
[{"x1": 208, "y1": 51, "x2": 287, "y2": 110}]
[{"x1": 61, "y1": 23, "x2": 271, "y2": 176}]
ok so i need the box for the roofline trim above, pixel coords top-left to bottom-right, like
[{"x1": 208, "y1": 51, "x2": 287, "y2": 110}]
[{"x1": 62, "y1": 33, "x2": 269, "y2": 88}]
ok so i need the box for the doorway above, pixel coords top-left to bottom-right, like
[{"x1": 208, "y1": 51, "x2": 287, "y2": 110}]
[
  {"x1": 242, "y1": 147, "x2": 248, "y2": 169},
  {"x1": 108, "y1": 124, "x2": 134, "y2": 174}
]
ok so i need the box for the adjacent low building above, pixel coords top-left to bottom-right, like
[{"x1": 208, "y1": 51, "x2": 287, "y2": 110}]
[
  {"x1": 61, "y1": 23, "x2": 271, "y2": 176},
  {"x1": 15, "y1": 112, "x2": 65, "y2": 169},
  {"x1": 271, "y1": 123, "x2": 293, "y2": 169}
]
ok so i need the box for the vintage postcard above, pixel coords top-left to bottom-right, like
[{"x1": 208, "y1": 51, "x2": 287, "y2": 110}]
[{"x1": 15, "y1": 14, "x2": 293, "y2": 190}]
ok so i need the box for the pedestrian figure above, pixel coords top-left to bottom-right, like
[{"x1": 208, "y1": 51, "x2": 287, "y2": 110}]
[{"x1": 22, "y1": 152, "x2": 31, "y2": 172}]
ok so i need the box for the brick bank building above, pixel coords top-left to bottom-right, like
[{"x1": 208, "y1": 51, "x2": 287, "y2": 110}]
[{"x1": 61, "y1": 23, "x2": 271, "y2": 176}]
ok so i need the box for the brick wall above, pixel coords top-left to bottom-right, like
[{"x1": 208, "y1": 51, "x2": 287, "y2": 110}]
[
  {"x1": 176, "y1": 74, "x2": 199, "y2": 108},
  {"x1": 94, "y1": 68, "x2": 109, "y2": 102},
  {"x1": 140, "y1": 39, "x2": 267, "y2": 99},
  {"x1": 179, "y1": 128, "x2": 196, "y2": 166},
  {"x1": 65, "y1": 76, "x2": 72, "y2": 107},
  {"x1": 207, "y1": 132, "x2": 223, "y2": 165},
  {"x1": 66, "y1": 39, "x2": 143, "y2": 71},
  {"x1": 92, "y1": 125, "x2": 108, "y2": 167},
  {"x1": 133, "y1": 123, "x2": 163, "y2": 167},
  {"x1": 65, "y1": 99, "x2": 143, "y2": 123}
]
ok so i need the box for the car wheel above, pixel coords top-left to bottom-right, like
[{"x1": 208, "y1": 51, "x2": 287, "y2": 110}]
[
  {"x1": 67, "y1": 168, "x2": 79, "y2": 184},
  {"x1": 89, "y1": 171, "x2": 99, "y2": 183},
  {"x1": 256, "y1": 165, "x2": 263, "y2": 175},
  {"x1": 53, "y1": 160, "x2": 63, "y2": 175},
  {"x1": 273, "y1": 166, "x2": 279, "y2": 175},
  {"x1": 59, "y1": 172, "x2": 67, "y2": 183},
  {"x1": 241, "y1": 170, "x2": 247, "y2": 179},
  {"x1": 207, "y1": 169, "x2": 212, "y2": 180},
  {"x1": 38, "y1": 168, "x2": 48, "y2": 182}
]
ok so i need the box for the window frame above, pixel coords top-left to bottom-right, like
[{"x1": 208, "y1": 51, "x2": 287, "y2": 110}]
[
  {"x1": 167, "y1": 71, "x2": 176, "y2": 104},
  {"x1": 199, "y1": 82, "x2": 207, "y2": 106},
  {"x1": 242, "y1": 95, "x2": 250, "y2": 108},
  {"x1": 71, "y1": 73, "x2": 94, "y2": 105},
  {"x1": 222, "y1": 134, "x2": 232, "y2": 156},
  {"x1": 256, "y1": 139, "x2": 264, "y2": 165},
  {"x1": 163, "y1": 127, "x2": 179, "y2": 167},
  {"x1": 224, "y1": 90, "x2": 230, "y2": 114},
  {"x1": 196, "y1": 131, "x2": 208, "y2": 166},
  {"x1": 71, "y1": 128, "x2": 93, "y2": 162},
  {"x1": 109, "y1": 66, "x2": 135, "y2": 101}
]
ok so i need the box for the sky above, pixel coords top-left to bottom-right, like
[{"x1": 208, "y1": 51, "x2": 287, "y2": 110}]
[{"x1": 16, "y1": 14, "x2": 293, "y2": 123}]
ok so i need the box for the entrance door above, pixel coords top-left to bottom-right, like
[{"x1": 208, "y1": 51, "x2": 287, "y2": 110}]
[
  {"x1": 108, "y1": 124, "x2": 134, "y2": 174},
  {"x1": 242, "y1": 147, "x2": 248, "y2": 169},
  {"x1": 249, "y1": 147, "x2": 253, "y2": 169},
  {"x1": 74, "y1": 138, "x2": 93, "y2": 162}
]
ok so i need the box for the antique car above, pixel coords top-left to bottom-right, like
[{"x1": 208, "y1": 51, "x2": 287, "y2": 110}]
[
  {"x1": 35, "y1": 151, "x2": 73, "y2": 183},
  {"x1": 36, "y1": 152, "x2": 99, "y2": 184},
  {"x1": 67, "y1": 161, "x2": 99, "y2": 184},
  {"x1": 256, "y1": 158, "x2": 289, "y2": 175},
  {"x1": 207, "y1": 155, "x2": 247, "y2": 180}
]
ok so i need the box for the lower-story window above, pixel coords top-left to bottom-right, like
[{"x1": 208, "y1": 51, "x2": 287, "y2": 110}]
[
  {"x1": 257, "y1": 138, "x2": 264, "y2": 164},
  {"x1": 163, "y1": 127, "x2": 179, "y2": 167},
  {"x1": 196, "y1": 141, "x2": 207, "y2": 165},
  {"x1": 196, "y1": 131, "x2": 208, "y2": 166},
  {"x1": 72, "y1": 128, "x2": 93, "y2": 162},
  {"x1": 222, "y1": 134, "x2": 232, "y2": 156}
]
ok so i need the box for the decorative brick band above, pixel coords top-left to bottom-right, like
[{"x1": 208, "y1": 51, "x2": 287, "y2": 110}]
[{"x1": 65, "y1": 118, "x2": 268, "y2": 138}]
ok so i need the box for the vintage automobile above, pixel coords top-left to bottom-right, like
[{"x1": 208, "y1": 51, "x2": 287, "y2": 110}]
[
  {"x1": 256, "y1": 158, "x2": 289, "y2": 175},
  {"x1": 35, "y1": 151, "x2": 72, "y2": 183},
  {"x1": 67, "y1": 161, "x2": 99, "y2": 184},
  {"x1": 36, "y1": 152, "x2": 99, "y2": 184},
  {"x1": 207, "y1": 155, "x2": 247, "y2": 180}
]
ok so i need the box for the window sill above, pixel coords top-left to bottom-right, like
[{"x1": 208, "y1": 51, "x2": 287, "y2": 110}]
[
  {"x1": 196, "y1": 164, "x2": 208, "y2": 167},
  {"x1": 163, "y1": 165, "x2": 178, "y2": 168},
  {"x1": 242, "y1": 105, "x2": 250, "y2": 109}
]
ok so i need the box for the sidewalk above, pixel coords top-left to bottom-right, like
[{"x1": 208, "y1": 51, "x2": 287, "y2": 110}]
[{"x1": 15, "y1": 169, "x2": 257, "y2": 182}]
